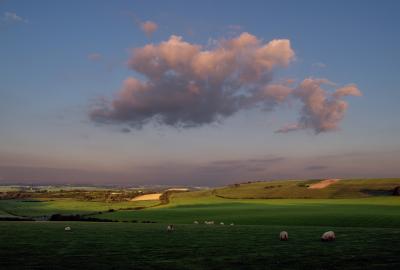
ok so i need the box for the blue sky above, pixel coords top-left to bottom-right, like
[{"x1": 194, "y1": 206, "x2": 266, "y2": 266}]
[{"x1": 0, "y1": 0, "x2": 399, "y2": 185}]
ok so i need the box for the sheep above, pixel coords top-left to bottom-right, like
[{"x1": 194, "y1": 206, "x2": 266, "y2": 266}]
[
  {"x1": 64, "y1": 226, "x2": 71, "y2": 231},
  {"x1": 230, "y1": 223, "x2": 234, "y2": 226},
  {"x1": 279, "y1": 231, "x2": 288, "y2": 241},
  {"x1": 167, "y1": 224, "x2": 175, "y2": 232},
  {"x1": 321, "y1": 231, "x2": 335, "y2": 241},
  {"x1": 204, "y1": 221, "x2": 214, "y2": 225},
  {"x1": 220, "y1": 222, "x2": 224, "y2": 225},
  {"x1": 194, "y1": 221, "x2": 199, "y2": 224}
]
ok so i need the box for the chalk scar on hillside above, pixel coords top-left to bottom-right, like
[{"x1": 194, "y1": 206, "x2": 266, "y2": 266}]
[
  {"x1": 131, "y1": 193, "x2": 162, "y2": 201},
  {"x1": 308, "y1": 179, "x2": 341, "y2": 189}
]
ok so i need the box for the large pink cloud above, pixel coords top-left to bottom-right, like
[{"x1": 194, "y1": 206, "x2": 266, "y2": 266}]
[{"x1": 90, "y1": 32, "x2": 360, "y2": 133}]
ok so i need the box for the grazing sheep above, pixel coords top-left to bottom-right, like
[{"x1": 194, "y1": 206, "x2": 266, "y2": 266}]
[
  {"x1": 230, "y1": 223, "x2": 234, "y2": 226},
  {"x1": 279, "y1": 231, "x2": 288, "y2": 241},
  {"x1": 321, "y1": 231, "x2": 335, "y2": 241},
  {"x1": 220, "y1": 222, "x2": 224, "y2": 225},
  {"x1": 167, "y1": 224, "x2": 175, "y2": 232},
  {"x1": 204, "y1": 221, "x2": 215, "y2": 225},
  {"x1": 194, "y1": 221, "x2": 199, "y2": 224},
  {"x1": 64, "y1": 226, "x2": 71, "y2": 231}
]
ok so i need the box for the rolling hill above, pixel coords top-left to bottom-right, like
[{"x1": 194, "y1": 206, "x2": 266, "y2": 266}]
[{"x1": 212, "y1": 178, "x2": 400, "y2": 199}]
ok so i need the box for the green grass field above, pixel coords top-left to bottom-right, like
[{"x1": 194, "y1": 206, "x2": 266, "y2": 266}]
[
  {"x1": 0, "y1": 209, "x2": 15, "y2": 217},
  {"x1": 93, "y1": 183, "x2": 400, "y2": 227},
  {"x1": 215, "y1": 178, "x2": 400, "y2": 199},
  {"x1": 1, "y1": 179, "x2": 400, "y2": 269},
  {"x1": 0, "y1": 199, "x2": 159, "y2": 217},
  {"x1": 1, "y1": 222, "x2": 400, "y2": 270},
  {"x1": 94, "y1": 197, "x2": 400, "y2": 228}
]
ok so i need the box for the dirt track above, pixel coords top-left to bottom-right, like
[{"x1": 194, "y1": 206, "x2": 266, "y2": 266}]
[
  {"x1": 308, "y1": 179, "x2": 340, "y2": 189},
  {"x1": 131, "y1": 193, "x2": 162, "y2": 201}
]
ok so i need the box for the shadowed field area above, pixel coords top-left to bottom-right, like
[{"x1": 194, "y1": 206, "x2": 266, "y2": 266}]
[{"x1": 1, "y1": 222, "x2": 400, "y2": 270}]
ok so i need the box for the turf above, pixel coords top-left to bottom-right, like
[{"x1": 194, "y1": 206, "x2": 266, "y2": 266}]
[
  {"x1": 1, "y1": 179, "x2": 400, "y2": 269},
  {"x1": 214, "y1": 178, "x2": 400, "y2": 199},
  {"x1": 0, "y1": 209, "x2": 15, "y2": 217},
  {"x1": 0, "y1": 199, "x2": 159, "y2": 217},
  {"x1": 94, "y1": 197, "x2": 400, "y2": 227},
  {"x1": 0, "y1": 222, "x2": 399, "y2": 270}
]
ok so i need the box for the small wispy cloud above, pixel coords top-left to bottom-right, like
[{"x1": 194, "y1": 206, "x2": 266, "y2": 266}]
[
  {"x1": 305, "y1": 165, "x2": 328, "y2": 171},
  {"x1": 312, "y1": 62, "x2": 327, "y2": 68},
  {"x1": 87, "y1": 53, "x2": 102, "y2": 61},
  {"x1": 122, "y1": 11, "x2": 158, "y2": 37},
  {"x1": 140, "y1": 20, "x2": 158, "y2": 36},
  {"x1": 226, "y1": 24, "x2": 243, "y2": 35},
  {"x1": 120, "y1": 127, "x2": 131, "y2": 133},
  {"x1": 2, "y1": 12, "x2": 28, "y2": 24},
  {"x1": 200, "y1": 157, "x2": 285, "y2": 174},
  {"x1": 227, "y1": 24, "x2": 243, "y2": 31},
  {"x1": 275, "y1": 123, "x2": 301, "y2": 133}
]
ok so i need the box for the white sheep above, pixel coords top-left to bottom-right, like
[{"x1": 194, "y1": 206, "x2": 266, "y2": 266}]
[
  {"x1": 230, "y1": 223, "x2": 234, "y2": 226},
  {"x1": 321, "y1": 231, "x2": 335, "y2": 241},
  {"x1": 167, "y1": 224, "x2": 175, "y2": 232},
  {"x1": 220, "y1": 222, "x2": 224, "y2": 225},
  {"x1": 64, "y1": 226, "x2": 71, "y2": 231},
  {"x1": 279, "y1": 231, "x2": 288, "y2": 241},
  {"x1": 194, "y1": 221, "x2": 199, "y2": 224}
]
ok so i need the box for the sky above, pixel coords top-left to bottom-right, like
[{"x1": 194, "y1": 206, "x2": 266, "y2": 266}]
[{"x1": 1, "y1": 0, "x2": 400, "y2": 186}]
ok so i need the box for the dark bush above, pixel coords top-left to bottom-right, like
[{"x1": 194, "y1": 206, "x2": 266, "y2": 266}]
[
  {"x1": 141, "y1": 220, "x2": 156, "y2": 223},
  {"x1": 0, "y1": 217, "x2": 34, "y2": 221},
  {"x1": 49, "y1": 214, "x2": 114, "y2": 222},
  {"x1": 264, "y1": 185, "x2": 282, "y2": 189}
]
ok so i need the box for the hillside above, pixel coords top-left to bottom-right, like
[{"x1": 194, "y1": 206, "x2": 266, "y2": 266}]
[
  {"x1": 91, "y1": 179, "x2": 400, "y2": 227},
  {"x1": 2, "y1": 178, "x2": 400, "y2": 224},
  {"x1": 211, "y1": 178, "x2": 400, "y2": 199}
]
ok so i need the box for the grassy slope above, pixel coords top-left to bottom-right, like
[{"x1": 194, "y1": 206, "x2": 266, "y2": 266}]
[
  {"x1": 215, "y1": 178, "x2": 400, "y2": 199},
  {"x1": 1, "y1": 222, "x2": 400, "y2": 270},
  {"x1": 0, "y1": 199, "x2": 159, "y2": 217},
  {"x1": 0, "y1": 209, "x2": 15, "y2": 217},
  {"x1": 94, "y1": 188, "x2": 400, "y2": 227},
  {"x1": 2, "y1": 179, "x2": 400, "y2": 224}
]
